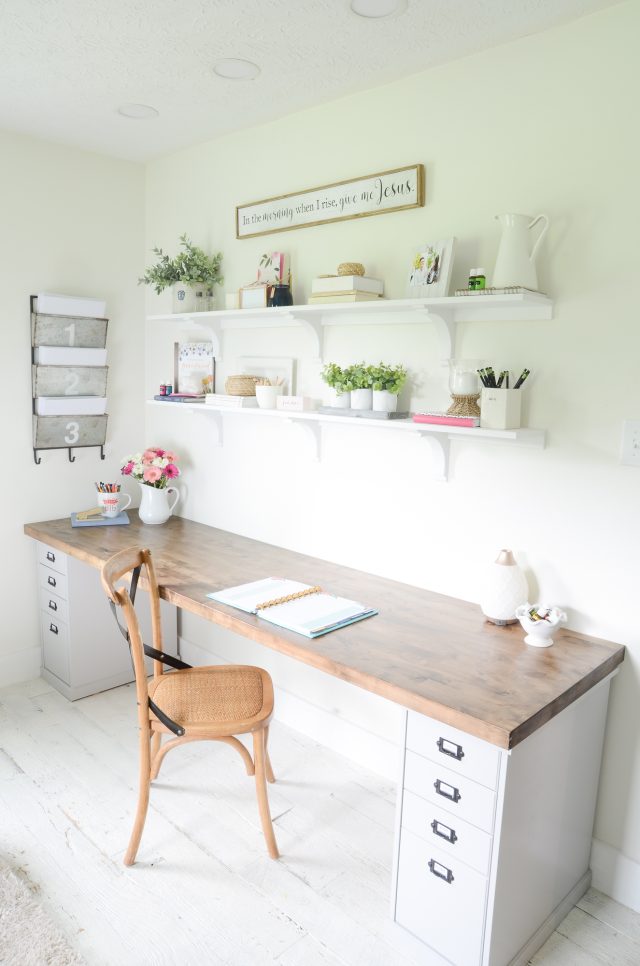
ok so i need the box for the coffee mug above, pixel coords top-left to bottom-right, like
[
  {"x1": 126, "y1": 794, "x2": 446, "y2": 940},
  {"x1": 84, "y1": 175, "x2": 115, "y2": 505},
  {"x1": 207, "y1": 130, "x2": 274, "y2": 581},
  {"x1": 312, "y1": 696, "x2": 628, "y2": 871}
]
[{"x1": 98, "y1": 492, "x2": 132, "y2": 518}]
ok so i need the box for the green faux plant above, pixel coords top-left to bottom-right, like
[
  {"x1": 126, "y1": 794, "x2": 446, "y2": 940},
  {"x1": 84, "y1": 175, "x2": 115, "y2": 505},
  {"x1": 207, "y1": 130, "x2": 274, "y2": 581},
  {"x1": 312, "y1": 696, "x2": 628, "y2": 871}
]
[
  {"x1": 321, "y1": 362, "x2": 350, "y2": 394},
  {"x1": 369, "y1": 362, "x2": 408, "y2": 395},
  {"x1": 345, "y1": 362, "x2": 373, "y2": 391},
  {"x1": 138, "y1": 234, "x2": 224, "y2": 294}
]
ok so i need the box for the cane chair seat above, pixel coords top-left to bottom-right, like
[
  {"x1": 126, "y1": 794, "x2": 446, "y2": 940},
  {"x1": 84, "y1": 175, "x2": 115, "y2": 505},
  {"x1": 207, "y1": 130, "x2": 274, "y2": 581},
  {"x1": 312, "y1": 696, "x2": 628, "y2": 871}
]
[{"x1": 147, "y1": 665, "x2": 273, "y2": 736}]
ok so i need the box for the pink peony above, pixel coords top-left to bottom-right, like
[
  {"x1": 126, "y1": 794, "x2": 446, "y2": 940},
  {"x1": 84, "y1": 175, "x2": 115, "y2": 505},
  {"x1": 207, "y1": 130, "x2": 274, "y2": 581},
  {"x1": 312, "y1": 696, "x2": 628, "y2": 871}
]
[
  {"x1": 121, "y1": 461, "x2": 134, "y2": 475},
  {"x1": 163, "y1": 463, "x2": 179, "y2": 478},
  {"x1": 143, "y1": 466, "x2": 162, "y2": 483},
  {"x1": 142, "y1": 449, "x2": 158, "y2": 464},
  {"x1": 164, "y1": 451, "x2": 178, "y2": 463}
]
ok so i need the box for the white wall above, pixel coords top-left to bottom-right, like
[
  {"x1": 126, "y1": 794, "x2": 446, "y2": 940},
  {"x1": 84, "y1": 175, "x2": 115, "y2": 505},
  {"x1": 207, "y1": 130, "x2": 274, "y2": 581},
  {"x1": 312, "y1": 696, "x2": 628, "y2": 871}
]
[
  {"x1": 144, "y1": 0, "x2": 640, "y2": 904},
  {"x1": 0, "y1": 131, "x2": 145, "y2": 684}
]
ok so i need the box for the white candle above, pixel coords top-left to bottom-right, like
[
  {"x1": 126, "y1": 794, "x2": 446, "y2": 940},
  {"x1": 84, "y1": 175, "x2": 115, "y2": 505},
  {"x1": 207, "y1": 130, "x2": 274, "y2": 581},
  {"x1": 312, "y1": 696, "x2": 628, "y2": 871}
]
[{"x1": 453, "y1": 371, "x2": 477, "y2": 394}]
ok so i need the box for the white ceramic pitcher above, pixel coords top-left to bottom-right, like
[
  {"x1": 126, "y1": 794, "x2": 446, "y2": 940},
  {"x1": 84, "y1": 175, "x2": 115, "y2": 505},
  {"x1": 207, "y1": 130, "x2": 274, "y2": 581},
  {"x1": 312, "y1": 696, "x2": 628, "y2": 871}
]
[{"x1": 492, "y1": 213, "x2": 549, "y2": 290}]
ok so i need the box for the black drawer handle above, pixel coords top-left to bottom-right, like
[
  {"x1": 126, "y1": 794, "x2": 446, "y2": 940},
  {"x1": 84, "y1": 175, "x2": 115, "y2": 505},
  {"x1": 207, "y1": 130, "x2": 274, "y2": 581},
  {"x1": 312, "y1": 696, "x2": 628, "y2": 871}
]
[
  {"x1": 49, "y1": 623, "x2": 58, "y2": 635},
  {"x1": 434, "y1": 778, "x2": 461, "y2": 803},
  {"x1": 431, "y1": 819, "x2": 458, "y2": 844},
  {"x1": 48, "y1": 600, "x2": 57, "y2": 611},
  {"x1": 437, "y1": 736, "x2": 464, "y2": 761},
  {"x1": 47, "y1": 575, "x2": 57, "y2": 587},
  {"x1": 428, "y1": 858, "x2": 454, "y2": 884},
  {"x1": 46, "y1": 551, "x2": 55, "y2": 562}
]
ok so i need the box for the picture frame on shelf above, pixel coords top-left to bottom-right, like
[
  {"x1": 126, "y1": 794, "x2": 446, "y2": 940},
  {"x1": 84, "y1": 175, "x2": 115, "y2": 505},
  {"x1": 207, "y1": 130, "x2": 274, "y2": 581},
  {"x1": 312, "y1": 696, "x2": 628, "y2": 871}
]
[
  {"x1": 174, "y1": 342, "x2": 216, "y2": 394},
  {"x1": 407, "y1": 237, "x2": 456, "y2": 298},
  {"x1": 239, "y1": 283, "x2": 269, "y2": 309},
  {"x1": 237, "y1": 355, "x2": 296, "y2": 395},
  {"x1": 257, "y1": 252, "x2": 290, "y2": 286}
]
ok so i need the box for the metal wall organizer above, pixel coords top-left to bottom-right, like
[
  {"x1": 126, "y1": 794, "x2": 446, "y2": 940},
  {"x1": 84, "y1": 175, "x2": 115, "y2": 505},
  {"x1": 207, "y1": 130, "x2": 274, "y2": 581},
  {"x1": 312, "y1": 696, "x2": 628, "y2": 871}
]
[{"x1": 30, "y1": 295, "x2": 109, "y2": 464}]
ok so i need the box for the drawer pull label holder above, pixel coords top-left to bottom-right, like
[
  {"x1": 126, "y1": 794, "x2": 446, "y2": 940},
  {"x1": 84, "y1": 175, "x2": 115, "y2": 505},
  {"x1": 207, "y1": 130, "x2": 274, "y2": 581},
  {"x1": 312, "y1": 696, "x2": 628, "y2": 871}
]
[
  {"x1": 46, "y1": 551, "x2": 56, "y2": 562},
  {"x1": 428, "y1": 858, "x2": 454, "y2": 884},
  {"x1": 48, "y1": 600, "x2": 58, "y2": 611},
  {"x1": 47, "y1": 575, "x2": 57, "y2": 587},
  {"x1": 437, "y1": 736, "x2": 464, "y2": 761},
  {"x1": 431, "y1": 819, "x2": 458, "y2": 844},
  {"x1": 434, "y1": 778, "x2": 461, "y2": 803},
  {"x1": 49, "y1": 623, "x2": 58, "y2": 635}
]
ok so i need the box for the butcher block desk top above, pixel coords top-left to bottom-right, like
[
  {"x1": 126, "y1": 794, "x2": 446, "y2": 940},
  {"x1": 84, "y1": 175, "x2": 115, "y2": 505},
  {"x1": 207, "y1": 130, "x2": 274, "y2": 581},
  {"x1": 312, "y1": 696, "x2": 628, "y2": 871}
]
[{"x1": 25, "y1": 514, "x2": 624, "y2": 750}]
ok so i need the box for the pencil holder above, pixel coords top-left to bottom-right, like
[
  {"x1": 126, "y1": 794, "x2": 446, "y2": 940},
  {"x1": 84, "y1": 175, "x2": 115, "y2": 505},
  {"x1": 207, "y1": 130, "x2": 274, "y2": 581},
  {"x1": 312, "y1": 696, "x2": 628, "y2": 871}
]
[{"x1": 480, "y1": 388, "x2": 522, "y2": 430}]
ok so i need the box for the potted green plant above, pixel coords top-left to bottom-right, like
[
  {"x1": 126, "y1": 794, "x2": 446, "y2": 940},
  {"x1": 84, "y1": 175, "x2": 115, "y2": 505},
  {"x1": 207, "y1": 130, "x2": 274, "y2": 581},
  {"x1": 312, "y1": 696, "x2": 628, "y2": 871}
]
[
  {"x1": 346, "y1": 362, "x2": 374, "y2": 410},
  {"x1": 321, "y1": 362, "x2": 351, "y2": 409},
  {"x1": 369, "y1": 363, "x2": 408, "y2": 413},
  {"x1": 138, "y1": 233, "x2": 224, "y2": 312}
]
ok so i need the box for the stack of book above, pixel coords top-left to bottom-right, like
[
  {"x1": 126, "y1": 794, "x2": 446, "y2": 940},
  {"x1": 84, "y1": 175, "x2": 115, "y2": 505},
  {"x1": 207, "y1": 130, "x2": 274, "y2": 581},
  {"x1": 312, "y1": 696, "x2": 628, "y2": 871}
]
[
  {"x1": 204, "y1": 394, "x2": 258, "y2": 408},
  {"x1": 308, "y1": 275, "x2": 384, "y2": 304}
]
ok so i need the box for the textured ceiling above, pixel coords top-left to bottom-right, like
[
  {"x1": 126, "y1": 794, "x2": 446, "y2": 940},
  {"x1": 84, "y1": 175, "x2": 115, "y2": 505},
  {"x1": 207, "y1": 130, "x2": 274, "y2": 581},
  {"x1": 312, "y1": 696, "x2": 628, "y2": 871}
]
[{"x1": 0, "y1": 0, "x2": 618, "y2": 161}]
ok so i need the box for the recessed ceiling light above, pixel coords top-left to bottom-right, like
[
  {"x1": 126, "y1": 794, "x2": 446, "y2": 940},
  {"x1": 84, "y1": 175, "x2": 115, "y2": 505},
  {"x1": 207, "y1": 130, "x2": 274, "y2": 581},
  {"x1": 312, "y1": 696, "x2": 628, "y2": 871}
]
[
  {"x1": 350, "y1": 0, "x2": 407, "y2": 18},
  {"x1": 213, "y1": 58, "x2": 261, "y2": 80},
  {"x1": 117, "y1": 103, "x2": 159, "y2": 120}
]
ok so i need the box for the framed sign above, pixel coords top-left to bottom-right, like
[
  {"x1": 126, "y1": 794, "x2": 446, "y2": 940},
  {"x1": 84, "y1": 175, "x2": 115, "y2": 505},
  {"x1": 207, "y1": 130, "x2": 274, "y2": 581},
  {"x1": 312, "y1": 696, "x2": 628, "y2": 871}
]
[
  {"x1": 174, "y1": 342, "x2": 216, "y2": 394},
  {"x1": 236, "y1": 164, "x2": 424, "y2": 239}
]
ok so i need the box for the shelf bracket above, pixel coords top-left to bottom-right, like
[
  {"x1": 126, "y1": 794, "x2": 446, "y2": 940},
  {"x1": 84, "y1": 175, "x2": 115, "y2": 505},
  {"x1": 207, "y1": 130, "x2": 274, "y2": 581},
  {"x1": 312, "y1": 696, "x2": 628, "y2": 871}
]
[
  {"x1": 192, "y1": 407, "x2": 223, "y2": 446},
  {"x1": 285, "y1": 417, "x2": 321, "y2": 461},
  {"x1": 416, "y1": 431, "x2": 450, "y2": 482},
  {"x1": 178, "y1": 315, "x2": 222, "y2": 361},
  {"x1": 287, "y1": 311, "x2": 323, "y2": 360},
  {"x1": 417, "y1": 307, "x2": 455, "y2": 362}
]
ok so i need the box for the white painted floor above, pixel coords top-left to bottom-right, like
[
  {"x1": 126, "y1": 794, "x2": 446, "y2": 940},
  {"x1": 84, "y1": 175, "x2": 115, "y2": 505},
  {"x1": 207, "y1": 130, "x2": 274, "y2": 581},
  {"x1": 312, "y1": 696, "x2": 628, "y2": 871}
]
[{"x1": 0, "y1": 677, "x2": 638, "y2": 966}]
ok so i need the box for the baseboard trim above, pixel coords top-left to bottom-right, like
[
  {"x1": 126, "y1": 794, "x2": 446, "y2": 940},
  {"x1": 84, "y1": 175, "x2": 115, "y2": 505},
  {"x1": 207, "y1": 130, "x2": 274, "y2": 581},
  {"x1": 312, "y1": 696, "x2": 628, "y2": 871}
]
[
  {"x1": 0, "y1": 646, "x2": 41, "y2": 688},
  {"x1": 590, "y1": 838, "x2": 640, "y2": 914},
  {"x1": 508, "y1": 870, "x2": 592, "y2": 966}
]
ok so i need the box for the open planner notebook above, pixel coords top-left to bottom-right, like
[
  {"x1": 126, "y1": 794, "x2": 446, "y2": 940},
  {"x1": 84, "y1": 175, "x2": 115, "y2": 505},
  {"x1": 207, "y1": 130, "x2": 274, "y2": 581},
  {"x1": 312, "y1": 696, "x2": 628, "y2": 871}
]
[{"x1": 207, "y1": 578, "x2": 377, "y2": 638}]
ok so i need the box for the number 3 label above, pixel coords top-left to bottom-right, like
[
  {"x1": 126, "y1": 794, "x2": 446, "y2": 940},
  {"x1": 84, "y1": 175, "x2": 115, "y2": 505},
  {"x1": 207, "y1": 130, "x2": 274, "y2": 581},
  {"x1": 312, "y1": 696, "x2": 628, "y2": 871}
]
[{"x1": 64, "y1": 422, "x2": 79, "y2": 445}]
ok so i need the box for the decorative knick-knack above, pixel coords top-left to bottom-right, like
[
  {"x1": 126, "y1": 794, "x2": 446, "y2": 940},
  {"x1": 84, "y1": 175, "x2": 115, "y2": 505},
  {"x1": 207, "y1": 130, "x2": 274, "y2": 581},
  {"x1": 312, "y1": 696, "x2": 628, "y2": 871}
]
[
  {"x1": 480, "y1": 549, "x2": 529, "y2": 625},
  {"x1": 492, "y1": 213, "x2": 549, "y2": 290}
]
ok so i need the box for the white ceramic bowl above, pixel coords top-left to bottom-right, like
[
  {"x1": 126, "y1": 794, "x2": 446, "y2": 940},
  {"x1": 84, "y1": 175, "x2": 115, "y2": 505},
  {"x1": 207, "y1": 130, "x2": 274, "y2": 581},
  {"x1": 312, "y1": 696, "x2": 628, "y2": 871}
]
[{"x1": 515, "y1": 603, "x2": 567, "y2": 647}]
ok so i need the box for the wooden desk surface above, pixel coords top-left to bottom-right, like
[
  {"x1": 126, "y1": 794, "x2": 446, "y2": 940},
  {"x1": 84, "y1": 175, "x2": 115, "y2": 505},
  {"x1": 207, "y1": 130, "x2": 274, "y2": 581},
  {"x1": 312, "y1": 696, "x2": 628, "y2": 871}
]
[{"x1": 24, "y1": 514, "x2": 624, "y2": 750}]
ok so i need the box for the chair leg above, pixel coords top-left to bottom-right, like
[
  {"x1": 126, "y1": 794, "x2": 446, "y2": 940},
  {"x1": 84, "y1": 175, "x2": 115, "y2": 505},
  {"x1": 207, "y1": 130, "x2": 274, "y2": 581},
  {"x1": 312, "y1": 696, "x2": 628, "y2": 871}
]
[
  {"x1": 253, "y1": 728, "x2": 279, "y2": 859},
  {"x1": 264, "y1": 725, "x2": 276, "y2": 784},
  {"x1": 150, "y1": 731, "x2": 161, "y2": 779},
  {"x1": 124, "y1": 728, "x2": 152, "y2": 867}
]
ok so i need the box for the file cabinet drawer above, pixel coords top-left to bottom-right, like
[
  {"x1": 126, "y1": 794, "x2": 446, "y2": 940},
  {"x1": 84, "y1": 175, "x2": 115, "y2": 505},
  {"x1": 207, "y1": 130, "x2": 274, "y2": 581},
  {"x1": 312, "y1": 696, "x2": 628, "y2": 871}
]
[
  {"x1": 402, "y1": 788, "x2": 493, "y2": 876},
  {"x1": 36, "y1": 543, "x2": 68, "y2": 576},
  {"x1": 39, "y1": 587, "x2": 69, "y2": 625},
  {"x1": 38, "y1": 564, "x2": 68, "y2": 600},
  {"x1": 404, "y1": 749, "x2": 496, "y2": 834},
  {"x1": 41, "y1": 613, "x2": 70, "y2": 684},
  {"x1": 407, "y1": 710, "x2": 501, "y2": 790},
  {"x1": 395, "y1": 827, "x2": 487, "y2": 966}
]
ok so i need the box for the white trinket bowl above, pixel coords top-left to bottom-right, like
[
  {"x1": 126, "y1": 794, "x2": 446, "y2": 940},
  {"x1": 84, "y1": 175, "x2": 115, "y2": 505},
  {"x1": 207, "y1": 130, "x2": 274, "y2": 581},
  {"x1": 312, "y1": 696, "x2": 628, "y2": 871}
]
[{"x1": 515, "y1": 603, "x2": 567, "y2": 647}]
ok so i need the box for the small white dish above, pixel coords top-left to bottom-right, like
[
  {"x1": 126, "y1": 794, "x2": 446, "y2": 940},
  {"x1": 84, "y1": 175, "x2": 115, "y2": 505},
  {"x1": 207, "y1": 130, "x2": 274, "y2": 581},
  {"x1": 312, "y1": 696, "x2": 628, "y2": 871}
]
[{"x1": 515, "y1": 603, "x2": 567, "y2": 647}]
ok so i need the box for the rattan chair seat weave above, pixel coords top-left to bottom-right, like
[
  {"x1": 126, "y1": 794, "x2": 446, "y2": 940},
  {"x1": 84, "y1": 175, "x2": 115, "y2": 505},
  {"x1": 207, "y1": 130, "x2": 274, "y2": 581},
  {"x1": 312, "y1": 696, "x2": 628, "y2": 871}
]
[{"x1": 148, "y1": 666, "x2": 265, "y2": 726}]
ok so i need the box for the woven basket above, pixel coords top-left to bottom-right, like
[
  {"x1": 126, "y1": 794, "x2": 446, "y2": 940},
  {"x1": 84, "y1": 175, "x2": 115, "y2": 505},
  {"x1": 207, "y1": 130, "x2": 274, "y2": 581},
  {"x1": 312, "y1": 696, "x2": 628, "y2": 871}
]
[
  {"x1": 225, "y1": 374, "x2": 266, "y2": 396},
  {"x1": 337, "y1": 262, "x2": 365, "y2": 276}
]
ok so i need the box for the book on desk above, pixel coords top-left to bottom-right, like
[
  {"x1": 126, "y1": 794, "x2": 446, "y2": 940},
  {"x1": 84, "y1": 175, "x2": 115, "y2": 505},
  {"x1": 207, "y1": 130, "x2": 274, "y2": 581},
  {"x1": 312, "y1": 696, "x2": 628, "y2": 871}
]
[{"x1": 207, "y1": 577, "x2": 377, "y2": 638}]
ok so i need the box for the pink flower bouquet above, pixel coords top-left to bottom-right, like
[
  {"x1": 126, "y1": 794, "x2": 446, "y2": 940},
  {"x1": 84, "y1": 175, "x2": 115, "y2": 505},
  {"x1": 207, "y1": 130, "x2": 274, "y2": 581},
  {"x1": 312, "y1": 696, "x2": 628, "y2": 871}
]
[{"x1": 121, "y1": 447, "x2": 180, "y2": 489}]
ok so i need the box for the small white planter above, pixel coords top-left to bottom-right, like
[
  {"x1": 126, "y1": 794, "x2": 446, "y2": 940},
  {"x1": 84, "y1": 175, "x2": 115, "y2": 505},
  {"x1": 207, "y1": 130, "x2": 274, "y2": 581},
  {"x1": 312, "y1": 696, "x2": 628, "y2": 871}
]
[
  {"x1": 255, "y1": 385, "x2": 283, "y2": 409},
  {"x1": 350, "y1": 388, "x2": 373, "y2": 410},
  {"x1": 172, "y1": 281, "x2": 215, "y2": 313},
  {"x1": 325, "y1": 387, "x2": 350, "y2": 409},
  {"x1": 372, "y1": 390, "x2": 398, "y2": 413}
]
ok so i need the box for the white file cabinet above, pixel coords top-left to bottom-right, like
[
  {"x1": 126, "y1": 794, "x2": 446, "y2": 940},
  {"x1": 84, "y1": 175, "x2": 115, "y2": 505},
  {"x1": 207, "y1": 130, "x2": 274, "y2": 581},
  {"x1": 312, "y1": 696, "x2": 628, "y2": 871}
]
[
  {"x1": 393, "y1": 678, "x2": 614, "y2": 966},
  {"x1": 36, "y1": 540, "x2": 177, "y2": 700}
]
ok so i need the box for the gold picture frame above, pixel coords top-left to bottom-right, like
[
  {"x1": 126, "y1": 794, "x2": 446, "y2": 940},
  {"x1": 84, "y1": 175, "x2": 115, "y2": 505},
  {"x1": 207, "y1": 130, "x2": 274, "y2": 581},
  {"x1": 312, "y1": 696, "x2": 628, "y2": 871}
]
[
  {"x1": 236, "y1": 164, "x2": 425, "y2": 239},
  {"x1": 238, "y1": 283, "x2": 269, "y2": 309}
]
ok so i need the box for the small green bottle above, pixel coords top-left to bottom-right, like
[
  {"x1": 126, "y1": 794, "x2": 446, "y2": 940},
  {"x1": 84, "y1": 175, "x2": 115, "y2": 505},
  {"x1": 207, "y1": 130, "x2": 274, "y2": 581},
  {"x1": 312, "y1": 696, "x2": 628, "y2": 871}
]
[
  {"x1": 468, "y1": 268, "x2": 477, "y2": 290},
  {"x1": 475, "y1": 268, "x2": 486, "y2": 291}
]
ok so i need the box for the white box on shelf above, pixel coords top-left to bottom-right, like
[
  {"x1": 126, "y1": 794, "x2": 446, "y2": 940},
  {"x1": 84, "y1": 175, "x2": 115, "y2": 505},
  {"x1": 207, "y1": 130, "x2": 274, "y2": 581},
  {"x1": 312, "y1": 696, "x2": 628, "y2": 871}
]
[
  {"x1": 35, "y1": 293, "x2": 107, "y2": 318},
  {"x1": 480, "y1": 388, "x2": 522, "y2": 430},
  {"x1": 34, "y1": 347, "x2": 108, "y2": 366},
  {"x1": 276, "y1": 395, "x2": 317, "y2": 412},
  {"x1": 311, "y1": 275, "x2": 383, "y2": 295},
  {"x1": 35, "y1": 396, "x2": 107, "y2": 416}
]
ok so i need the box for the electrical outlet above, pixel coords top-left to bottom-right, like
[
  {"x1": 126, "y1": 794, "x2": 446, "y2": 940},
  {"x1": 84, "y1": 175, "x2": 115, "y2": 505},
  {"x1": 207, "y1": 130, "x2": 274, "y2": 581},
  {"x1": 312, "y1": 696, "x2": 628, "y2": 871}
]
[{"x1": 621, "y1": 420, "x2": 640, "y2": 466}]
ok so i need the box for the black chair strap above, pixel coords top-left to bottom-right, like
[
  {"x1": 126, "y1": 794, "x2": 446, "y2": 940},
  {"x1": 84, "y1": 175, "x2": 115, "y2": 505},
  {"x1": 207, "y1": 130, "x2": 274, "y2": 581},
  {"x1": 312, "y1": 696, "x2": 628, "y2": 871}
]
[{"x1": 108, "y1": 563, "x2": 191, "y2": 737}]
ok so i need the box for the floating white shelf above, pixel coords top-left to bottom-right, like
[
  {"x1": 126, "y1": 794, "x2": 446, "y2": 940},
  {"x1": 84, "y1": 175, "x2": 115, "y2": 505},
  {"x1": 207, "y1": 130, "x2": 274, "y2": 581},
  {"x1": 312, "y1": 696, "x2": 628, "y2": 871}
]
[
  {"x1": 146, "y1": 400, "x2": 545, "y2": 482},
  {"x1": 147, "y1": 292, "x2": 553, "y2": 362}
]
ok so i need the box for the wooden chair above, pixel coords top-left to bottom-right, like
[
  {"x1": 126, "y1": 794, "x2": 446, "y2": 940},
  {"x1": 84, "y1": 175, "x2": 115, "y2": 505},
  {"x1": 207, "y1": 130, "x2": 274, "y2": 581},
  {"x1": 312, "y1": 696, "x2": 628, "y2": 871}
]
[{"x1": 100, "y1": 546, "x2": 279, "y2": 866}]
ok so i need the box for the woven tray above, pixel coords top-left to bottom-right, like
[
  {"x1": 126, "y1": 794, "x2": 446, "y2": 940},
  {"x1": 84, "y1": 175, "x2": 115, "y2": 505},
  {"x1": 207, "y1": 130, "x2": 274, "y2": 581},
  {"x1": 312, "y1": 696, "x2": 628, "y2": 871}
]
[{"x1": 225, "y1": 374, "x2": 266, "y2": 396}]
